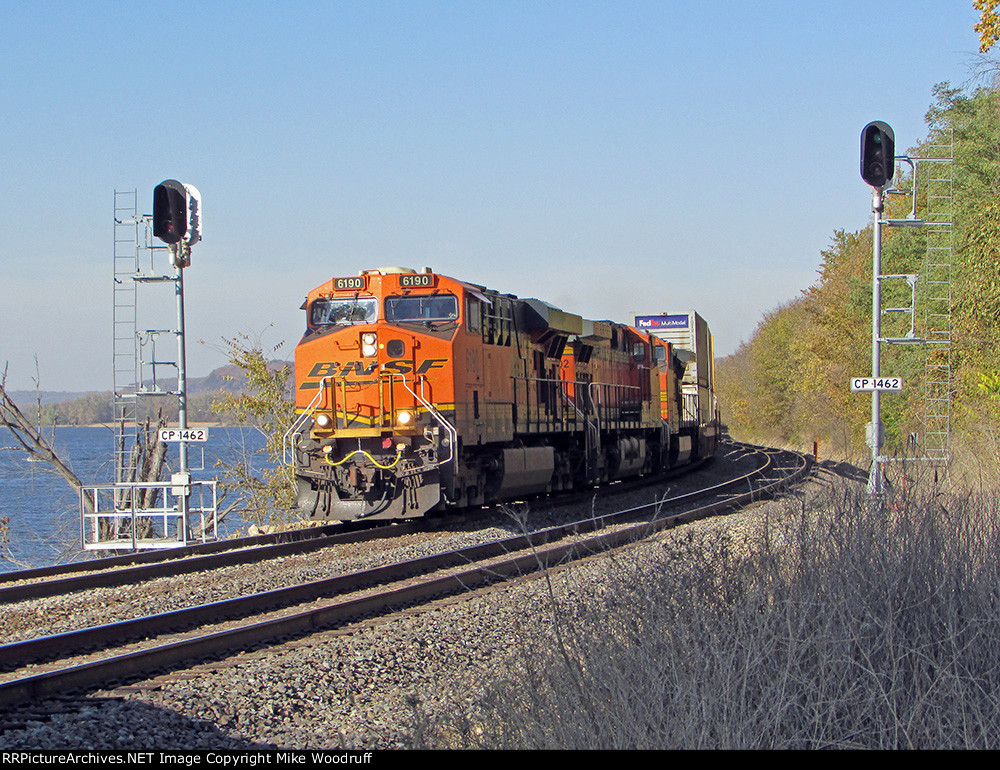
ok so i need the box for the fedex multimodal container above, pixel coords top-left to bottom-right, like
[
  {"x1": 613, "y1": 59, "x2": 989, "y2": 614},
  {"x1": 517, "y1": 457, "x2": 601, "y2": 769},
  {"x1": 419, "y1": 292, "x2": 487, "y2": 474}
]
[{"x1": 631, "y1": 311, "x2": 715, "y2": 430}]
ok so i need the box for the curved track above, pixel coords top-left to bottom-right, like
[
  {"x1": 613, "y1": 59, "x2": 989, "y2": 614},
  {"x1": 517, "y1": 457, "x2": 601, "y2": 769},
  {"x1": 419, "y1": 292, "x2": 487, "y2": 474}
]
[
  {"x1": 0, "y1": 442, "x2": 811, "y2": 710},
  {"x1": 0, "y1": 446, "x2": 745, "y2": 603}
]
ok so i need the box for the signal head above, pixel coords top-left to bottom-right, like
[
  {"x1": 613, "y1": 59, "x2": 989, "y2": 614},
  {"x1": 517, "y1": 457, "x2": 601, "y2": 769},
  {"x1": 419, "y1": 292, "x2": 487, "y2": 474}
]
[
  {"x1": 152, "y1": 180, "x2": 188, "y2": 244},
  {"x1": 860, "y1": 121, "x2": 895, "y2": 189}
]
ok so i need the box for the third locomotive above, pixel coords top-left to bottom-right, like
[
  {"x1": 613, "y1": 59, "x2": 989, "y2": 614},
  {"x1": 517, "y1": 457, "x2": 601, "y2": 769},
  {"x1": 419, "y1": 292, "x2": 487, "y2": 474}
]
[{"x1": 290, "y1": 267, "x2": 718, "y2": 521}]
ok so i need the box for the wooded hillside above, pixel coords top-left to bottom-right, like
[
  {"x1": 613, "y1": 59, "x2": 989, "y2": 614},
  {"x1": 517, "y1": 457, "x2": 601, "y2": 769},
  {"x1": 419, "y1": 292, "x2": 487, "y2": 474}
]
[
  {"x1": 717, "y1": 82, "x2": 1000, "y2": 472},
  {"x1": 16, "y1": 360, "x2": 292, "y2": 426}
]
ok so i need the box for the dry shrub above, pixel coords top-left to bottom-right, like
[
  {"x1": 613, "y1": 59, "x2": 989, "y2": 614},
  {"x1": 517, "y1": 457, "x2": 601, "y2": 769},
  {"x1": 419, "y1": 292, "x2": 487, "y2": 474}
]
[
  {"x1": 439, "y1": 477, "x2": 1000, "y2": 749},
  {"x1": 949, "y1": 420, "x2": 1000, "y2": 490}
]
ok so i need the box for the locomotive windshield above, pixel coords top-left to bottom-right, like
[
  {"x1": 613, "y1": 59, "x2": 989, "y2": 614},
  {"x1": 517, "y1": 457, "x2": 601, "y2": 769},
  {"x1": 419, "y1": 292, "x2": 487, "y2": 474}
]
[
  {"x1": 385, "y1": 294, "x2": 459, "y2": 323},
  {"x1": 311, "y1": 297, "x2": 378, "y2": 326}
]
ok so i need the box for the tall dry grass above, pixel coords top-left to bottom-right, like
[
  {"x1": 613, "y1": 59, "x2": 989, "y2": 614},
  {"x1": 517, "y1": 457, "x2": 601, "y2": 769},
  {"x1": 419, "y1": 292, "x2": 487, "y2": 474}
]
[{"x1": 431, "y1": 474, "x2": 1000, "y2": 749}]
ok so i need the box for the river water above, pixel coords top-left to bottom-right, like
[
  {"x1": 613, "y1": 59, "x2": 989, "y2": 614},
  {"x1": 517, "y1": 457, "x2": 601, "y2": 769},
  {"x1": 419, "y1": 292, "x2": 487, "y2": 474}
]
[{"x1": 0, "y1": 426, "x2": 267, "y2": 573}]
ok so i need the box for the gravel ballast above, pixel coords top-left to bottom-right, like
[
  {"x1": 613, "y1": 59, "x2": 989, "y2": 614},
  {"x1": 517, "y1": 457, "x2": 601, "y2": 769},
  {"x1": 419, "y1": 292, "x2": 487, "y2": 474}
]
[{"x1": 1, "y1": 451, "x2": 804, "y2": 749}]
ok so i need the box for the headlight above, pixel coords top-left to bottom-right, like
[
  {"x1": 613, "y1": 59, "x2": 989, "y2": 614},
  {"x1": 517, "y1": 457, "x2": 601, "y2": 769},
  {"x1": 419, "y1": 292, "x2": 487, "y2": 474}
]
[
  {"x1": 361, "y1": 332, "x2": 378, "y2": 357},
  {"x1": 396, "y1": 410, "x2": 413, "y2": 426},
  {"x1": 314, "y1": 413, "x2": 333, "y2": 429}
]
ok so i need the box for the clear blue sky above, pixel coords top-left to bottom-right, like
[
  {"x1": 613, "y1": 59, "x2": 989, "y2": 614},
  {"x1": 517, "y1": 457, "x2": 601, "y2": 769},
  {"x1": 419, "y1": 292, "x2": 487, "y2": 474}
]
[{"x1": 0, "y1": 0, "x2": 984, "y2": 391}]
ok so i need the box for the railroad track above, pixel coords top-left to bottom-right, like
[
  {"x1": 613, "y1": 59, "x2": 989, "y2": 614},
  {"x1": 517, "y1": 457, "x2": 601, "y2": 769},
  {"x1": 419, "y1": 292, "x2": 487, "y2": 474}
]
[
  {"x1": 0, "y1": 519, "x2": 419, "y2": 604},
  {"x1": 0, "y1": 445, "x2": 739, "y2": 604},
  {"x1": 0, "y1": 442, "x2": 811, "y2": 710}
]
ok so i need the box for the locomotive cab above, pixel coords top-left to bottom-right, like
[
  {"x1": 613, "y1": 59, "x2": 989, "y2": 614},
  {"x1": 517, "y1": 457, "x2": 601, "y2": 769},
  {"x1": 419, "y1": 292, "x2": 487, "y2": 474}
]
[{"x1": 293, "y1": 268, "x2": 464, "y2": 520}]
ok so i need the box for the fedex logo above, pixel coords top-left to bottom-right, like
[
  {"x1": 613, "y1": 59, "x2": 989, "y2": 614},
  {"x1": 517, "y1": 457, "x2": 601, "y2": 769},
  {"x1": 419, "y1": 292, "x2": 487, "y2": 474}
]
[{"x1": 634, "y1": 315, "x2": 689, "y2": 329}]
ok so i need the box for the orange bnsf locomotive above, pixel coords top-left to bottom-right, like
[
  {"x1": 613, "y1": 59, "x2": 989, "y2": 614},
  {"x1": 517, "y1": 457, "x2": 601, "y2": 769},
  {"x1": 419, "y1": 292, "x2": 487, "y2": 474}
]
[{"x1": 289, "y1": 267, "x2": 719, "y2": 521}]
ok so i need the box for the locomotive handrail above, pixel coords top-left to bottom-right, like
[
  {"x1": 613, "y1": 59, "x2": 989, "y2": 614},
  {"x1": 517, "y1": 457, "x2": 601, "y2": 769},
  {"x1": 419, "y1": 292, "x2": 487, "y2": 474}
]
[
  {"x1": 515, "y1": 376, "x2": 639, "y2": 391},
  {"x1": 558, "y1": 387, "x2": 587, "y2": 423},
  {"x1": 511, "y1": 374, "x2": 641, "y2": 437},
  {"x1": 283, "y1": 373, "x2": 458, "y2": 470},
  {"x1": 283, "y1": 376, "x2": 333, "y2": 466},
  {"x1": 680, "y1": 392, "x2": 700, "y2": 426},
  {"x1": 387, "y1": 373, "x2": 458, "y2": 468},
  {"x1": 588, "y1": 380, "x2": 641, "y2": 428}
]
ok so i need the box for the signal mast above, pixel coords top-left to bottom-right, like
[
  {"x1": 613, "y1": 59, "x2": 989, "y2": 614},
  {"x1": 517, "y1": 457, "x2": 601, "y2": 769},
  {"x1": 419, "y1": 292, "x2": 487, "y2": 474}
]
[
  {"x1": 859, "y1": 121, "x2": 896, "y2": 497},
  {"x1": 151, "y1": 180, "x2": 203, "y2": 537}
]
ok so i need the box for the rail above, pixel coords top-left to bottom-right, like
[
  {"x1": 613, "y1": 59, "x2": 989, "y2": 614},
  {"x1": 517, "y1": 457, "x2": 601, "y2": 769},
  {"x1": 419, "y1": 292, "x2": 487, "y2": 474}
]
[{"x1": 0, "y1": 444, "x2": 810, "y2": 708}]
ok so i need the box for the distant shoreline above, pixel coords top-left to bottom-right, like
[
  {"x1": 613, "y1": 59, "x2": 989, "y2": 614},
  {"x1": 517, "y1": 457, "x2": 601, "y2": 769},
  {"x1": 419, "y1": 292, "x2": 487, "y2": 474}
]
[{"x1": 41, "y1": 422, "x2": 230, "y2": 429}]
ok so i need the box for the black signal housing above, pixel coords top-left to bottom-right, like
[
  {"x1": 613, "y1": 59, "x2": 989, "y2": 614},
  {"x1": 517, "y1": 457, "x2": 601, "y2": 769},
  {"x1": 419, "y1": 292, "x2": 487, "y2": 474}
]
[
  {"x1": 860, "y1": 121, "x2": 895, "y2": 189},
  {"x1": 152, "y1": 180, "x2": 188, "y2": 244}
]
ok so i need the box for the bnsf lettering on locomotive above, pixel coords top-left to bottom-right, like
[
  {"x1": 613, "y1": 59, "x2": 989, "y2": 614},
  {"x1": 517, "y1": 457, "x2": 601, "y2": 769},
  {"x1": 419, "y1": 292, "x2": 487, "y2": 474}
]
[
  {"x1": 341, "y1": 361, "x2": 379, "y2": 377},
  {"x1": 306, "y1": 359, "x2": 450, "y2": 379},
  {"x1": 308, "y1": 362, "x2": 339, "y2": 377},
  {"x1": 382, "y1": 360, "x2": 412, "y2": 374},
  {"x1": 415, "y1": 359, "x2": 448, "y2": 374}
]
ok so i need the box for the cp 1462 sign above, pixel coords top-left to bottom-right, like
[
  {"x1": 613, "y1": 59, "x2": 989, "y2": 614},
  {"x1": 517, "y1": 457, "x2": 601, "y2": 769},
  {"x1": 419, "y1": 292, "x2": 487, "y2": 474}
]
[
  {"x1": 850, "y1": 377, "x2": 903, "y2": 392},
  {"x1": 159, "y1": 428, "x2": 209, "y2": 443}
]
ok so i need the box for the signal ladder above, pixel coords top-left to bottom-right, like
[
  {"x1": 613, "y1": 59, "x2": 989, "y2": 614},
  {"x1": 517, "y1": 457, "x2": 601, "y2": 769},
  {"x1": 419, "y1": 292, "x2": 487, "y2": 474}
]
[{"x1": 920, "y1": 131, "x2": 954, "y2": 465}]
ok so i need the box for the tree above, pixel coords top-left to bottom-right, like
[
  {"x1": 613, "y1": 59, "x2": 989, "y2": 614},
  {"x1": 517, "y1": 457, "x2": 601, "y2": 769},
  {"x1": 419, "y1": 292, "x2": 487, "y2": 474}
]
[
  {"x1": 1, "y1": 361, "x2": 171, "y2": 555},
  {"x1": 210, "y1": 333, "x2": 297, "y2": 531},
  {"x1": 975, "y1": 0, "x2": 1000, "y2": 53},
  {"x1": 0, "y1": 365, "x2": 96, "y2": 516},
  {"x1": 0, "y1": 515, "x2": 17, "y2": 566}
]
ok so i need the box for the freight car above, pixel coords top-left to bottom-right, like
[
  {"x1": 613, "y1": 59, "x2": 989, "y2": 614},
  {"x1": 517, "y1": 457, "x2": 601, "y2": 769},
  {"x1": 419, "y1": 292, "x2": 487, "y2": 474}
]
[{"x1": 288, "y1": 267, "x2": 719, "y2": 521}]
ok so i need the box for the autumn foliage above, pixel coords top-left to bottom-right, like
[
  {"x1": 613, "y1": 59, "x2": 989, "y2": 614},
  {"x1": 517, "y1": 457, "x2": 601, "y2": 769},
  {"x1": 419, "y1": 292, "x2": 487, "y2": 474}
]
[{"x1": 717, "y1": 82, "x2": 1000, "y2": 467}]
